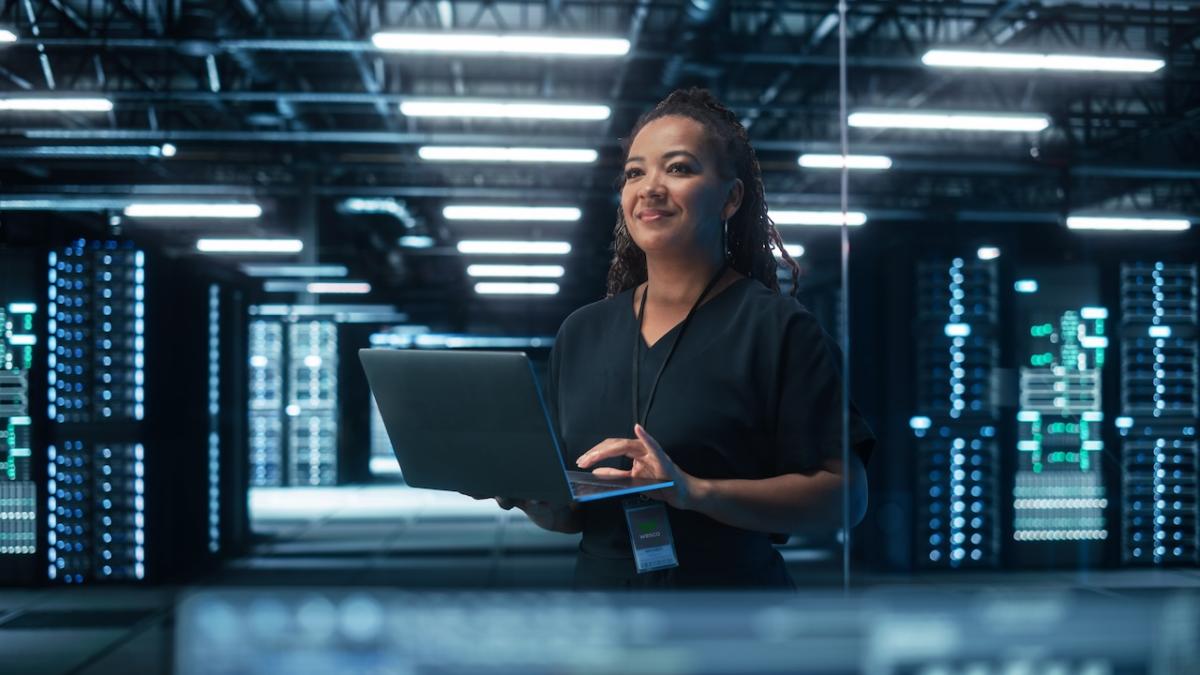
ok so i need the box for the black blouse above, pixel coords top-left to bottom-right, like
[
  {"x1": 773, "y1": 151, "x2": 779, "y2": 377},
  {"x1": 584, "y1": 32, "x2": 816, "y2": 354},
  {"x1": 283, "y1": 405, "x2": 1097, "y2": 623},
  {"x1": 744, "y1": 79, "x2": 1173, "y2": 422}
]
[{"x1": 547, "y1": 276, "x2": 875, "y2": 589}]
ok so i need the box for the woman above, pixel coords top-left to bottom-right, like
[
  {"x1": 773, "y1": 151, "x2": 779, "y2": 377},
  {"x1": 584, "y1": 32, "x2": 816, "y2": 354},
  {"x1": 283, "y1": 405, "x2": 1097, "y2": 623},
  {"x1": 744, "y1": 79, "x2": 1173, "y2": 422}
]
[{"x1": 500, "y1": 88, "x2": 874, "y2": 589}]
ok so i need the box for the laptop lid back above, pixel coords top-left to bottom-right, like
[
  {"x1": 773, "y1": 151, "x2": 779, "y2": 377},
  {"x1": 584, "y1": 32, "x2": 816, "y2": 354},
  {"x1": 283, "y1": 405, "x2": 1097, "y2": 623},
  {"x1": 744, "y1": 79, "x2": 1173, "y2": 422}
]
[{"x1": 358, "y1": 349, "x2": 574, "y2": 503}]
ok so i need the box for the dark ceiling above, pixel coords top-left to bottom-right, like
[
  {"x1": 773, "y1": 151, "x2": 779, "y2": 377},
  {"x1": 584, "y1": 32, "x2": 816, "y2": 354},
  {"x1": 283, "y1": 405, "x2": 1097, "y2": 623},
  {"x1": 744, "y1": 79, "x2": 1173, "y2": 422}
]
[{"x1": 1, "y1": 0, "x2": 1198, "y2": 332}]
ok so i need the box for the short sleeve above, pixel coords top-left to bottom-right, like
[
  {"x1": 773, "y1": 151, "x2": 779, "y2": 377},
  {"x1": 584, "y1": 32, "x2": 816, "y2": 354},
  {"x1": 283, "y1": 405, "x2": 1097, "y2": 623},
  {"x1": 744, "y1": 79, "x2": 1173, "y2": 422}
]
[{"x1": 772, "y1": 310, "x2": 875, "y2": 475}]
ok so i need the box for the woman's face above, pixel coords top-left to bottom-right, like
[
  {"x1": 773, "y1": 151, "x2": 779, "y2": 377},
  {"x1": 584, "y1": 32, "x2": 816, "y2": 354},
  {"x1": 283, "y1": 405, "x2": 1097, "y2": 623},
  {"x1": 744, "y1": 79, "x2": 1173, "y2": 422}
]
[{"x1": 620, "y1": 115, "x2": 742, "y2": 259}]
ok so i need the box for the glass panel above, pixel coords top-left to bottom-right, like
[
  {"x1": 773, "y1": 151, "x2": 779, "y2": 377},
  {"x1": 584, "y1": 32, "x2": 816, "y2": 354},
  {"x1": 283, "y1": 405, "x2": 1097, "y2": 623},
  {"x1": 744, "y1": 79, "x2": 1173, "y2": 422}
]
[{"x1": 842, "y1": 2, "x2": 1200, "y2": 590}]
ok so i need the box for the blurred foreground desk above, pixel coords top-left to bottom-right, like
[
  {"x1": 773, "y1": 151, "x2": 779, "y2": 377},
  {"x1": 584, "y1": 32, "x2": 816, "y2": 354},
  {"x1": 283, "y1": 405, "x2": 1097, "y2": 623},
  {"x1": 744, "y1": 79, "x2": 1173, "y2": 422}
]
[{"x1": 177, "y1": 588, "x2": 1198, "y2": 674}]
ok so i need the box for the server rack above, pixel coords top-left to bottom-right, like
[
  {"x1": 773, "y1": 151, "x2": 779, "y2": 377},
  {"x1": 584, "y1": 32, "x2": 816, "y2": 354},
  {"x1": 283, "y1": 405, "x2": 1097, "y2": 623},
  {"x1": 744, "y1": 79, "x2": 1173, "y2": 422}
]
[
  {"x1": 1119, "y1": 262, "x2": 1199, "y2": 564},
  {"x1": 912, "y1": 257, "x2": 1001, "y2": 568}
]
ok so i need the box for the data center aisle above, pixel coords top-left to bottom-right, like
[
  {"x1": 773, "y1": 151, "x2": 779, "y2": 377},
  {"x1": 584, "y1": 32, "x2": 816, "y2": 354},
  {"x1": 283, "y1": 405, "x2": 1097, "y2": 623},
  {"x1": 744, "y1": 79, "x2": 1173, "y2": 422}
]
[
  {"x1": 232, "y1": 485, "x2": 585, "y2": 587},
  {"x1": 3, "y1": 485, "x2": 1199, "y2": 674}
]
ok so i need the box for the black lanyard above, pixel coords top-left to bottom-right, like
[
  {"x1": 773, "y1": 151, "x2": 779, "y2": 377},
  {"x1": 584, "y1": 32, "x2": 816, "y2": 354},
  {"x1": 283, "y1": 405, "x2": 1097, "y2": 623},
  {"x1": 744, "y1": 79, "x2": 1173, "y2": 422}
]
[{"x1": 632, "y1": 264, "x2": 728, "y2": 429}]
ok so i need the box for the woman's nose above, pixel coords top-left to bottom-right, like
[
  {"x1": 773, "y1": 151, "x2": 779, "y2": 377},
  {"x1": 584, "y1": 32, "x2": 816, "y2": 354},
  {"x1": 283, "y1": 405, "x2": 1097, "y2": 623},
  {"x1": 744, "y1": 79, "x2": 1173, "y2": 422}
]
[{"x1": 640, "y1": 170, "x2": 666, "y2": 198}]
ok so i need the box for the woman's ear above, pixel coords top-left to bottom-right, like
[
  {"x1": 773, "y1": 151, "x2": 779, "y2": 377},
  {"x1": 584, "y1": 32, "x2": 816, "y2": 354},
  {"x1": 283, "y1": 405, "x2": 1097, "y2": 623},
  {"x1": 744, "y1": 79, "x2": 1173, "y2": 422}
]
[{"x1": 722, "y1": 178, "x2": 744, "y2": 221}]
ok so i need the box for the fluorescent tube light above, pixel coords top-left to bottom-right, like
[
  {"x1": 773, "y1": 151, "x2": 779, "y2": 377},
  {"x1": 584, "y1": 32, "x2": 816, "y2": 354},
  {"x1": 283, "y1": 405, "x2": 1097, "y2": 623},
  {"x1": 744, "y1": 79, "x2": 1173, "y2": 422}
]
[
  {"x1": 240, "y1": 264, "x2": 348, "y2": 278},
  {"x1": 1148, "y1": 326, "x2": 1172, "y2": 338},
  {"x1": 977, "y1": 246, "x2": 1001, "y2": 260},
  {"x1": 444, "y1": 205, "x2": 581, "y2": 222},
  {"x1": 160, "y1": 143, "x2": 177, "y2": 157},
  {"x1": 0, "y1": 98, "x2": 113, "y2": 112},
  {"x1": 418, "y1": 146, "x2": 597, "y2": 163},
  {"x1": 340, "y1": 197, "x2": 407, "y2": 214},
  {"x1": 0, "y1": 145, "x2": 169, "y2": 158},
  {"x1": 196, "y1": 239, "x2": 303, "y2": 254},
  {"x1": 798, "y1": 154, "x2": 892, "y2": 170},
  {"x1": 9, "y1": 335, "x2": 35, "y2": 346},
  {"x1": 372, "y1": 32, "x2": 629, "y2": 57},
  {"x1": 7, "y1": 303, "x2": 37, "y2": 314},
  {"x1": 0, "y1": 198, "x2": 130, "y2": 211},
  {"x1": 848, "y1": 111, "x2": 1050, "y2": 132},
  {"x1": 1066, "y1": 216, "x2": 1190, "y2": 231},
  {"x1": 340, "y1": 196, "x2": 400, "y2": 212},
  {"x1": 262, "y1": 280, "x2": 311, "y2": 293},
  {"x1": 0, "y1": 29, "x2": 17, "y2": 43},
  {"x1": 1014, "y1": 279, "x2": 1039, "y2": 293},
  {"x1": 466, "y1": 264, "x2": 565, "y2": 278},
  {"x1": 771, "y1": 210, "x2": 867, "y2": 226},
  {"x1": 922, "y1": 50, "x2": 1164, "y2": 74},
  {"x1": 909, "y1": 416, "x2": 932, "y2": 430},
  {"x1": 126, "y1": 203, "x2": 262, "y2": 218},
  {"x1": 1080, "y1": 307, "x2": 1108, "y2": 320},
  {"x1": 400, "y1": 100, "x2": 609, "y2": 121},
  {"x1": 399, "y1": 235, "x2": 435, "y2": 248},
  {"x1": 456, "y1": 240, "x2": 571, "y2": 255},
  {"x1": 944, "y1": 323, "x2": 972, "y2": 337},
  {"x1": 474, "y1": 282, "x2": 560, "y2": 295},
  {"x1": 307, "y1": 282, "x2": 371, "y2": 294},
  {"x1": 266, "y1": 280, "x2": 354, "y2": 293}
]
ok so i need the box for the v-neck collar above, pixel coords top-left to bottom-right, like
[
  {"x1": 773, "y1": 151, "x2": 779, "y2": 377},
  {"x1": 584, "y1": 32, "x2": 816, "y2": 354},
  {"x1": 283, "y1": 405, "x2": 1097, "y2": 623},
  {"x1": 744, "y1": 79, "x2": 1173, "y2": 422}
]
[{"x1": 631, "y1": 275, "x2": 750, "y2": 350}]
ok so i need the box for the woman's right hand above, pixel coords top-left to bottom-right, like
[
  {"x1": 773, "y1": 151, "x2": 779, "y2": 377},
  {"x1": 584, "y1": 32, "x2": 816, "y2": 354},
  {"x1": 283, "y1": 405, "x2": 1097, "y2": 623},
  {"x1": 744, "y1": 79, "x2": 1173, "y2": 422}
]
[{"x1": 459, "y1": 492, "x2": 581, "y2": 533}]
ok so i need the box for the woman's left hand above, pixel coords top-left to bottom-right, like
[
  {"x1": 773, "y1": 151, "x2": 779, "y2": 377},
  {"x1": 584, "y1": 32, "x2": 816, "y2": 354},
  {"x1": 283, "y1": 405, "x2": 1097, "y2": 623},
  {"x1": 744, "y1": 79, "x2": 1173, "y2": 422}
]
[{"x1": 575, "y1": 424, "x2": 701, "y2": 510}]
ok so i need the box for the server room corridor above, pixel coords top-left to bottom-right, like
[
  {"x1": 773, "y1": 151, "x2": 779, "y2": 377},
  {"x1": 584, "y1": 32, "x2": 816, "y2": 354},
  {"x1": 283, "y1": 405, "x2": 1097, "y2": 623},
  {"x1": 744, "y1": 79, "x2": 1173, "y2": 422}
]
[{"x1": 3, "y1": 0, "x2": 1200, "y2": 672}]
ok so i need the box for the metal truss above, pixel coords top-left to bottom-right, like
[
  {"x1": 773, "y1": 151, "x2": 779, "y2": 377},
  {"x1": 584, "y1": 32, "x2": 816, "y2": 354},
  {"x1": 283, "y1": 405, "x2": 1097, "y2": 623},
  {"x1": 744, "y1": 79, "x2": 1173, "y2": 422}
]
[{"x1": 1, "y1": 0, "x2": 1198, "y2": 298}]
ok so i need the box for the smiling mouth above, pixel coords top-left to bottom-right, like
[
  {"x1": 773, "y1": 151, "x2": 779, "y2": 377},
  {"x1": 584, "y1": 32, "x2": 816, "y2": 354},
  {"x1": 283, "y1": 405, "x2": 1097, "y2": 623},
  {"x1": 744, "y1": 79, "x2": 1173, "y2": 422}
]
[{"x1": 638, "y1": 211, "x2": 672, "y2": 221}]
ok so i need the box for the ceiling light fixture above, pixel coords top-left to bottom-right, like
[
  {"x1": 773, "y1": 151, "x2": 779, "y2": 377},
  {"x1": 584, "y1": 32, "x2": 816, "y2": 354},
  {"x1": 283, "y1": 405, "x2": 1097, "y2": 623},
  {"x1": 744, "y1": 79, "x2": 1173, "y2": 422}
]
[
  {"x1": 922, "y1": 49, "x2": 1165, "y2": 74},
  {"x1": 418, "y1": 146, "x2": 597, "y2": 163},
  {"x1": 125, "y1": 203, "x2": 262, "y2": 218},
  {"x1": 241, "y1": 264, "x2": 348, "y2": 278},
  {"x1": 0, "y1": 97, "x2": 113, "y2": 112},
  {"x1": 798, "y1": 154, "x2": 892, "y2": 170},
  {"x1": 398, "y1": 236, "x2": 435, "y2": 248},
  {"x1": 456, "y1": 241, "x2": 572, "y2": 255},
  {"x1": 474, "y1": 282, "x2": 560, "y2": 295},
  {"x1": 196, "y1": 239, "x2": 302, "y2": 254},
  {"x1": 400, "y1": 100, "x2": 610, "y2": 121},
  {"x1": 1065, "y1": 216, "x2": 1190, "y2": 232},
  {"x1": 262, "y1": 281, "x2": 313, "y2": 293},
  {"x1": 770, "y1": 210, "x2": 867, "y2": 226},
  {"x1": 0, "y1": 145, "x2": 171, "y2": 158},
  {"x1": 372, "y1": 32, "x2": 629, "y2": 57},
  {"x1": 444, "y1": 205, "x2": 581, "y2": 222},
  {"x1": 848, "y1": 111, "x2": 1050, "y2": 132},
  {"x1": 306, "y1": 282, "x2": 372, "y2": 294},
  {"x1": 466, "y1": 264, "x2": 566, "y2": 278}
]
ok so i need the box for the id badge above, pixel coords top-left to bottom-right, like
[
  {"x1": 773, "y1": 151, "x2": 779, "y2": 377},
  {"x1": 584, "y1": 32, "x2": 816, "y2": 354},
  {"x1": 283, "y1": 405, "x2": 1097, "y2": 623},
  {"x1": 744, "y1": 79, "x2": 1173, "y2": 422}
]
[{"x1": 622, "y1": 498, "x2": 678, "y2": 573}]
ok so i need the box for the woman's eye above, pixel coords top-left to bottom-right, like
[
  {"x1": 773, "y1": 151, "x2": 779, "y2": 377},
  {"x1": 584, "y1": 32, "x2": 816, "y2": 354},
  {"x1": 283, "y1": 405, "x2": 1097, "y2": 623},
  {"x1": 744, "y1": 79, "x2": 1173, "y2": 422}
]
[
  {"x1": 668, "y1": 163, "x2": 691, "y2": 173},
  {"x1": 624, "y1": 168, "x2": 642, "y2": 179}
]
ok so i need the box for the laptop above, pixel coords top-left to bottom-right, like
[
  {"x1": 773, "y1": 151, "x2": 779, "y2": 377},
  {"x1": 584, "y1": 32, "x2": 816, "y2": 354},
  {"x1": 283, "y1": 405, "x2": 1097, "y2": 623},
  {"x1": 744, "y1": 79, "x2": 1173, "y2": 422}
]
[{"x1": 358, "y1": 348, "x2": 674, "y2": 503}]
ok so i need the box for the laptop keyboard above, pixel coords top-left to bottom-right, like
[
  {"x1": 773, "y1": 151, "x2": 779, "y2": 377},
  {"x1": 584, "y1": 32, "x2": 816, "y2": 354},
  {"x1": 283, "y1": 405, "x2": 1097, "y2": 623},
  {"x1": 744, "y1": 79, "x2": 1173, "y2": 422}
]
[{"x1": 571, "y1": 479, "x2": 624, "y2": 489}]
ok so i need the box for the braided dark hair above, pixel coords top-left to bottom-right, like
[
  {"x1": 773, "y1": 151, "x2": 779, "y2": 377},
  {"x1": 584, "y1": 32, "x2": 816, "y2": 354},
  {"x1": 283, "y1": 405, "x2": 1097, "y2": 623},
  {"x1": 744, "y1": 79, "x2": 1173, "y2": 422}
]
[{"x1": 606, "y1": 87, "x2": 800, "y2": 298}]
